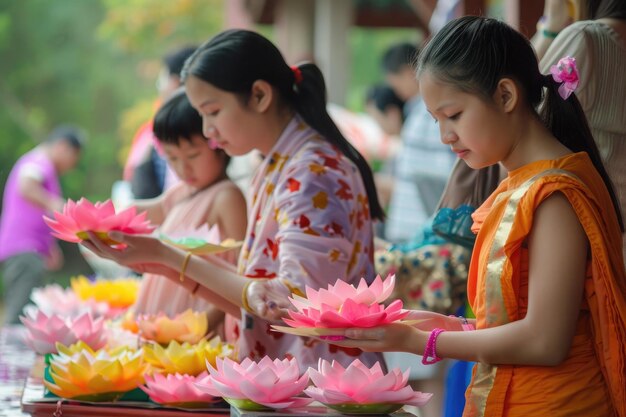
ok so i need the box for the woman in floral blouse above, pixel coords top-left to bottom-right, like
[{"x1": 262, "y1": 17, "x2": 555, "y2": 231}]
[{"x1": 84, "y1": 29, "x2": 385, "y2": 369}]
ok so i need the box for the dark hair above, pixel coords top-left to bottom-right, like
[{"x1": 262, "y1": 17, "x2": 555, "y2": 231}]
[
  {"x1": 45, "y1": 125, "x2": 85, "y2": 150},
  {"x1": 587, "y1": 0, "x2": 626, "y2": 19},
  {"x1": 182, "y1": 29, "x2": 384, "y2": 220},
  {"x1": 163, "y1": 46, "x2": 198, "y2": 77},
  {"x1": 366, "y1": 84, "x2": 405, "y2": 116},
  {"x1": 153, "y1": 89, "x2": 230, "y2": 166},
  {"x1": 382, "y1": 43, "x2": 419, "y2": 74},
  {"x1": 417, "y1": 16, "x2": 623, "y2": 231}
]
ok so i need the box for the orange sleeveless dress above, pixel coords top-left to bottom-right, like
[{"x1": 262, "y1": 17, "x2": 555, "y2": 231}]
[{"x1": 463, "y1": 153, "x2": 626, "y2": 417}]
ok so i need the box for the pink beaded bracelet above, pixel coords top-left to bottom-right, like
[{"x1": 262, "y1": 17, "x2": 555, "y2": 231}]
[{"x1": 422, "y1": 328, "x2": 445, "y2": 365}]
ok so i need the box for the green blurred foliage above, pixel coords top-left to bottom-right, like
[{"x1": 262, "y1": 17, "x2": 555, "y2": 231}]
[
  {"x1": 99, "y1": 0, "x2": 223, "y2": 54},
  {"x1": 98, "y1": 0, "x2": 224, "y2": 165},
  {"x1": 0, "y1": 0, "x2": 148, "y2": 204}
]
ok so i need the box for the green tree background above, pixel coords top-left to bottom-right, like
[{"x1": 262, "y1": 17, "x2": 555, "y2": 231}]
[{"x1": 0, "y1": 0, "x2": 417, "y2": 296}]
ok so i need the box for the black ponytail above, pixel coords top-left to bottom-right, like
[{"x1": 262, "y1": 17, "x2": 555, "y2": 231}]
[
  {"x1": 540, "y1": 74, "x2": 623, "y2": 230},
  {"x1": 182, "y1": 29, "x2": 384, "y2": 221},
  {"x1": 292, "y1": 63, "x2": 384, "y2": 220},
  {"x1": 417, "y1": 16, "x2": 623, "y2": 231}
]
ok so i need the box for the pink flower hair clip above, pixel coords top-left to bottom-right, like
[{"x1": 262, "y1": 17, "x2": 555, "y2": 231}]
[{"x1": 550, "y1": 56, "x2": 579, "y2": 100}]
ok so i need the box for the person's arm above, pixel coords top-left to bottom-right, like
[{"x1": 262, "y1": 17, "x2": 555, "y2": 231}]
[
  {"x1": 17, "y1": 167, "x2": 63, "y2": 212},
  {"x1": 212, "y1": 184, "x2": 248, "y2": 243},
  {"x1": 131, "y1": 180, "x2": 192, "y2": 225},
  {"x1": 131, "y1": 196, "x2": 166, "y2": 225},
  {"x1": 407, "y1": 0, "x2": 437, "y2": 29},
  {"x1": 531, "y1": 0, "x2": 573, "y2": 61},
  {"x1": 335, "y1": 192, "x2": 588, "y2": 366},
  {"x1": 82, "y1": 232, "x2": 246, "y2": 317}
]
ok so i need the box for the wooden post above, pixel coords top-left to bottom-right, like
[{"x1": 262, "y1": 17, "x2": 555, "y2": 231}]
[
  {"x1": 314, "y1": 0, "x2": 354, "y2": 105},
  {"x1": 275, "y1": 0, "x2": 315, "y2": 64}
]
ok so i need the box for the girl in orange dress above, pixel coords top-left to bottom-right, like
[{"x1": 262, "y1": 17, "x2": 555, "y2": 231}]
[{"x1": 327, "y1": 16, "x2": 626, "y2": 417}]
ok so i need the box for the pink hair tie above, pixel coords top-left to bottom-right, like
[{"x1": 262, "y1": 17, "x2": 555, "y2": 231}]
[
  {"x1": 422, "y1": 328, "x2": 445, "y2": 365},
  {"x1": 549, "y1": 56, "x2": 579, "y2": 100}
]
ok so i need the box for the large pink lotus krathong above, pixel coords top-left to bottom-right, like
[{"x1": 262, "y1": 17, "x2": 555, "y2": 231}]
[
  {"x1": 196, "y1": 356, "x2": 313, "y2": 410},
  {"x1": 283, "y1": 274, "x2": 409, "y2": 329},
  {"x1": 20, "y1": 309, "x2": 106, "y2": 355},
  {"x1": 305, "y1": 359, "x2": 432, "y2": 414},
  {"x1": 140, "y1": 372, "x2": 218, "y2": 409},
  {"x1": 43, "y1": 198, "x2": 155, "y2": 244}
]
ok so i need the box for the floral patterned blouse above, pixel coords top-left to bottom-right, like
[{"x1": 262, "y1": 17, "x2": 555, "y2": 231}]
[{"x1": 235, "y1": 115, "x2": 382, "y2": 369}]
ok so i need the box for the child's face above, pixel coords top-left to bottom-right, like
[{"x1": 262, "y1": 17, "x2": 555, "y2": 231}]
[
  {"x1": 161, "y1": 134, "x2": 225, "y2": 189},
  {"x1": 419, "y1": 70, "x2": 512, "y2": 169},
  {"x1": 185, "y1": 75, "x2": 263, "y2": 157}
]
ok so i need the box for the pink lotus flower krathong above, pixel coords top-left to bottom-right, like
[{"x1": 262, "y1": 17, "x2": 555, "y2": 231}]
[
  {"x1": 283, "y1": 274, "x2": 409, "y2": 329},
  {"x1": 141, "y1": 372, "x2": 218, "y2": 408},
  {"x1": 550, "y1": 56, "x2": 579, "y2": 100},
  {"x1": 20, "y1": 310, "x2": 106, "y2": 355},
  {"x1": 305, "y1": 359, "x2": 432, "y2": 413},
  {"x1": 196, "y1": 356, "x2": 313, "y2": 410},
  {"x1": 43, "y1": 198, "x2": 155, "y2": 244}
]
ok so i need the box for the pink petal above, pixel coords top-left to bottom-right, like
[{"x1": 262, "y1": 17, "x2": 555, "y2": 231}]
[
  {"x1": 282, "y1": 397, "x2": 314, "y2": 408},
  {"x1": 303, "y1": 386, "x2": 328, "y2": 402},
  {"x1": 307, "y1": 368, "x2": 332, "y2": 391},
  {"x1": 369, "y1": 386, "x2": 432, "y2": 406},
  {"x1": 404, "y1": 391, "x2": 434, "y2": 407},
  {"x1": 271, "y1": 374, "x2": 309, "y2": 400},
  {"x1": 71, "y1": 205, "x2": 101, "y2": 231},
  {"x1": 338, "y1": 362, "x2": 369, "y2": 395},
  {"x1": 380, "y1": 274, "x2": 396, "y2": 301},
  {"x1": 350, "y1": 372, "x2": 401, "y2": 402},
  {"x1": 194, "y1": 381, "x2": 222, "y2": 397},
  {"x1": 210, "y1": 378, "x2": 245, "y2": 399},
  {"x1": 247, "y1": 366, "x2": 278, "y2": 392},
  {"x1": 314, "y1": 388, "x2": 356, "y2": 404},
  {"x1": 239, "y1": 379, "x2": 273, "y2": 403}
]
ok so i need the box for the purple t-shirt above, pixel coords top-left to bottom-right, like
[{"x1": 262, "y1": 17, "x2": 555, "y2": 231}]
[{"x1": 0, "y1": 149, "x2": 61, "y2": 261}]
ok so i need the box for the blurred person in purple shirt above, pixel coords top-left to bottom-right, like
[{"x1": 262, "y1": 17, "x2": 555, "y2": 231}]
[{"x1": 0, "y1": 126, "x2": 84, "y2": 324}]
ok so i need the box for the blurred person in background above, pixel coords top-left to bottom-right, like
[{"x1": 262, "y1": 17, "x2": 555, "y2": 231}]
[
  {"x1": 382, "y1": 42, "x2": 456, "y2": 244},
  {"x1": 365, "y1": 83, "x2": 405, "y2": 137},
  {"x1": 364, "y1": 84, "x2": 405, "y2": 230},
  {"x1": 0, "y1": 126, "x2": 84, "y2": 324}
]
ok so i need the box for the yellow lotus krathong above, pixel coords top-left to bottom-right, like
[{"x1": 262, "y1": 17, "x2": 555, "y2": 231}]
[
  {"x1": 143, "y1": 338, "x2": 235, "y2": 376},
  {"x1": 71, "y1": 275, "x2": 139, "y2": 311},
  {"x1": 136, "y1": 309, "x2": 208, "y2": 345},
  {"x1": 45, "y1": 341, "x2": 148, "y2": 402}
]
